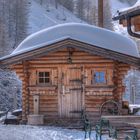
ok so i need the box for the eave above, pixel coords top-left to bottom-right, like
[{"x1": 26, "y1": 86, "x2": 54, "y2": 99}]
[
  {"x1": 113, "y1": 9, "x2": 140, "y2": 21},
  {"x1": 0, "y1": 39, "x2": 140, "y2": 68},
  {"x1": 113, "y1": 8, "x2": 140, "y2": 38}
]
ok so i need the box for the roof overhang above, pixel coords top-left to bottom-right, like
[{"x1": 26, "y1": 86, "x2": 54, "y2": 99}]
[
  {"x1": 10, "y1": 23, "x2": 139, "y2": 57},
  {"x1": 113, "y1": 4, "x2": 140, "y2": 38},
  {"x1": 0, "y1": 39, "x2": 140, "y2": 68},
  {"x1": 113, "y1": 8, "x2": 140, "y2": 21}
]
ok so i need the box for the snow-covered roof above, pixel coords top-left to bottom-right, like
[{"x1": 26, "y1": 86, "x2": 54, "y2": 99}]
[
  {"x1": 9, "y1": 23, "x2": 139, "y2": 58},
  {"x1": 119, "y1": 0, "x2": 140, "y2": 14}
]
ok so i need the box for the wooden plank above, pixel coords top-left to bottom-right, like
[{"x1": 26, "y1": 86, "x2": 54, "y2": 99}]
[{"x1": 39, "y1": 108, "x2": 58, "y2": 112}]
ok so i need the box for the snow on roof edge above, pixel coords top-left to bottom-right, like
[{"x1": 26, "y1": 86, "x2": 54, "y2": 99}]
[
  {"x1": 119, "y1": 0, "x2": 140, "y2": 14},
  {"x1": 0, "y1": 23, "x2": 139, "y2": 61}
]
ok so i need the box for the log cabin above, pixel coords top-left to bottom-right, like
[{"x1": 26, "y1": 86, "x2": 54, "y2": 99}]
[
  {"x1": 113, "y1": 0, "x2": 140, "y2": 38},
  {"x1": 0, "y1": 23, "x2": 140, "y2": 125}
]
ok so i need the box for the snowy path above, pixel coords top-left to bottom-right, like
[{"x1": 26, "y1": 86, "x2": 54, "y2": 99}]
[{"x1": 0, "y1": 125, "x2": 108, "y2": 140}]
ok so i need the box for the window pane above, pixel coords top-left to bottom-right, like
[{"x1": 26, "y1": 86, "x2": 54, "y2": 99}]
[
  {"x1": 39, "y1": 72, "x2": 44, "y2": 77},
  {"x1": 45, "y1": 72, "x2": 50, "y2": 77},
  {"x1": 94, "y1": 71, "x2": 106, "y2": 84},
  {"x1": 100, "y1": 72, "x2": 105, "y2": 83},
  {"x1": 39, "y1": 78, "x2": 44, "y2": 83},
  {"x1": 94, "y1": 72, "x2": 100, "y2": 83},
  {"x1": 38, "y1": 71, "x2": 50, "y2": 84},
  {"x1": 45, "y1": 78, "x2": 50, "y2": 83}
]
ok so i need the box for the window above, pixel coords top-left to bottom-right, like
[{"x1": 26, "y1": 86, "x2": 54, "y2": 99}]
[
  {"x1": 93, "y1": 71, "x2": 106, "y2": 84},
  {"x1": 38, "y1": 72, "x2": 50, "y2": 84}
]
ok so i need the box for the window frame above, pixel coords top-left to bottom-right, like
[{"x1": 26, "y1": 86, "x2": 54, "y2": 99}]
[
  {"x1": 37, "y1": 70, "x2": 52, "y2": 86},
  {"x1": 92, "y1": 70, "x2": 107, "y2": 85}
]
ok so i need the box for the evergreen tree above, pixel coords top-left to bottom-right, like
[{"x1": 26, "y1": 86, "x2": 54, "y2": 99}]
[
  {"x1": 103, "y1": 0, "x2": 113, "y2": 30},
  {"x1": 0, "y1": 0, "x2": 28, "y2": 56}
]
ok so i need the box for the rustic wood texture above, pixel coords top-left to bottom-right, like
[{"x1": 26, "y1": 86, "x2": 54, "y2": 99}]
[
  {"x1": 59, "y1": 65, "x2": 83, "y2": 118},
  {"x1": 11, "y1": 48, "x2": 132, "y2": 122}
]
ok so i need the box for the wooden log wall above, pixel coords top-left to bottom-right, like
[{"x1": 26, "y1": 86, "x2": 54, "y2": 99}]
[
  {"x1": 84, "y1": 63, "x2": 114, "y2": 116},
  {"x1": 11, "y1": 48, "x2": 131, "y2": 120},
  {"x1": 29, "y1": 87, "x2": 58, "y2": 118}
]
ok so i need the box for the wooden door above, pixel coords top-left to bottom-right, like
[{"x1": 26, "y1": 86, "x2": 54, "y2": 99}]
[{"x1": 59, "y1": 65, "x2": 83, "y2": 118}]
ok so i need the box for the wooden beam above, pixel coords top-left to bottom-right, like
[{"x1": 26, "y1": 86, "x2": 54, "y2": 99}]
[
  {"x1": 23, "y1": 61, "x2": 30, "y2": 120},
  {"x1": 98, "y1": 0, "x2": 104, "y2": 27}
]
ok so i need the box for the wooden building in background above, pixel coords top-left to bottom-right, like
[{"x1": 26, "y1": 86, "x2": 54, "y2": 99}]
[
  {"x1": 0, "y1": 23, "x2": 140, "y2": 124},
  {"x1": 113, "y1": 1, "x2": 140, "y2": 38}
]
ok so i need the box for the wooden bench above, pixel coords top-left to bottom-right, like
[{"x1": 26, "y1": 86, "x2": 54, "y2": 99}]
[
  {"x1": 101, "y1": 116, "x2": 140, "y2": 124},
  {"x1": 101, "y1": 116, "x2": 140, "y2": 130},
  {"x1": 100, "y1": 116, "x2": 140, "y2": 140},
  {"x1": 124, "y1": 129, "x2": 138, "y2": 140},
  {"x1": 124, "y1": 123, "x2": 140, "y2": 139}
]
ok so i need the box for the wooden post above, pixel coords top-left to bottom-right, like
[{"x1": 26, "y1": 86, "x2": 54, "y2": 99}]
[
  {"x1": 23, "y1": 61, "x2": 30, "y2": 122},
  {"x1": 98, "y1": 0, "x2": 104, "y2": 27},
  {"x1": 33, "y1": 95, "x2": 39, "y2": 114}
]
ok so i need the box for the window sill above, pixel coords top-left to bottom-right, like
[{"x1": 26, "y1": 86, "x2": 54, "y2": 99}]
[
  {"x1": 85, "y1": 85, "x2": 115, "y2": 89},
  {"x1": 28, "y1": 85, "x2": 57, "y2": 90}
]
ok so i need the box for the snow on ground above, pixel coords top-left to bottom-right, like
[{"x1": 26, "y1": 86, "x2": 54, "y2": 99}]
[
  {"x1": 28, "y1": 0, "x2": 84, "y2": 34},
  {"x1": 0, "y1": 125, "x2": 108, "y2": 140}
]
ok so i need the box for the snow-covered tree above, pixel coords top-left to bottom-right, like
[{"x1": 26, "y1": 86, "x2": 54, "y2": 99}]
[
  {"x1": 124, "y1": 70, "x2": 140, "y2": 104},
  {"x1": 0, "y1": 0, "x2": 28, "y2": 111},
  {"x1": 58, "y1": 0, "x2": 74, "y2": 12},
  {"x1": 118, "y1": 0, "x2": 137, "y2": 6},
  {"x1": 103, "y1": 0, "x2": 113, "y2": 30},
  {"x1": 0, "y1": 0, "x2": 28, "y2": 56},
  {"x1": 0, "y1": 68, "x2": 22, "y2": 111}
]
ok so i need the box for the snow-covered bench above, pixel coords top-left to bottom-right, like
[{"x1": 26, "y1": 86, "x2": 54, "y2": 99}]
[{"x1": 0, "y1": 109, "x2": 22, "y2": 125}]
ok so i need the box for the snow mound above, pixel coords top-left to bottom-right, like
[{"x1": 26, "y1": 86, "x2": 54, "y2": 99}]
[
  {"x1": 10, "y1": 23, "x2": 139, "y2": 58},
  {"x1": 0, "y1": 125, "x2": 108, "y2": 140},
  {"x1": 0, "y1": 112, "x2": 17, "y2": 123}
]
